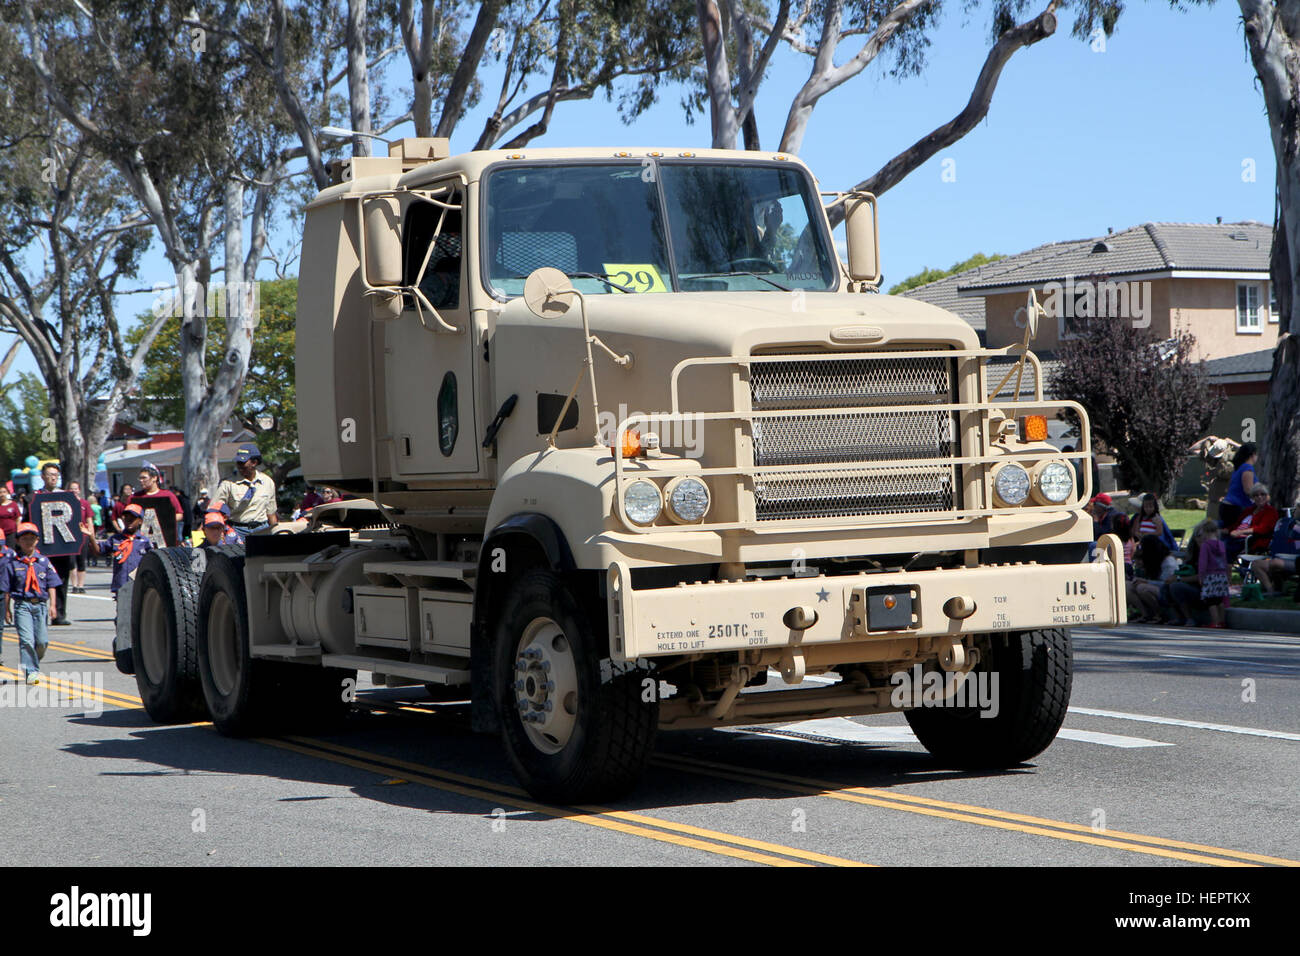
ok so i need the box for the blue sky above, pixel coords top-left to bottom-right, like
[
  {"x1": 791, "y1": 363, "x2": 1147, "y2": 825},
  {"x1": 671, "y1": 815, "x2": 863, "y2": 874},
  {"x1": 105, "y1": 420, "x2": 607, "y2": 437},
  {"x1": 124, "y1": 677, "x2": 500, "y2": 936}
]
[{"x1": 7, "y1": 0, "x2": 1272, "y2": 382}]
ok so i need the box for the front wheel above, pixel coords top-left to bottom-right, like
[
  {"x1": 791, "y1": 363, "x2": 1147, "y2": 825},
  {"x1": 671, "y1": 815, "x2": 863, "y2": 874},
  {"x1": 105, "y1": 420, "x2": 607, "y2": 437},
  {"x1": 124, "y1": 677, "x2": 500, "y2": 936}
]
[
  {"x1": 904, "y1": 628, "x2": 1072, "y2": 768},
  {"x1": 493, "y1": 569, "x2": 657, "y2": 803}
]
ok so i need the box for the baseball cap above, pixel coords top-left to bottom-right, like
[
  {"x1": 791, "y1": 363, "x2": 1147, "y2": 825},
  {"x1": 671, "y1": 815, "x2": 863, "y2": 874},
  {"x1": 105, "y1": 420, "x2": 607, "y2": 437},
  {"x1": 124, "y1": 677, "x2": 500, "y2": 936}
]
[
  {"x1": 203, "y1": 511, "x2": 227, "y2": 528},
  {"x1": 140, "y1": 461, "x2": 161, "y2": 476},
  {"x1": 234, "y1": 444, "x2": 261, "y2": 464},
  {"x1": 123, "y1": 503, "x2": 144, "y2": 519},
  {"x1": 1091, "y1": 493, "x2": 1112, "y2": 506},
  {"x1": 199, "y1": 487, "x2": 210, "y2": 497},
  {"x1": 16, "y1": 522, "x2": 38, "y2": 537}
]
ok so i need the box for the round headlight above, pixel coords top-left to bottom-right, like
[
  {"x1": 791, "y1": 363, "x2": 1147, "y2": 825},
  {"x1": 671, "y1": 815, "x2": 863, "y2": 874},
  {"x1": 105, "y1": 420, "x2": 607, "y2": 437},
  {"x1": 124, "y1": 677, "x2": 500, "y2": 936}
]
[
  {"x1": 623, "y1": 479, "x2": 662, "y2": 525},
  {"x1": 666, "y1": 477, "x2": 710, "y2": 523},
  {"x1": 1035, "y1": 461, "x2": 1074, "y2": 504},
  {"x1": 993, "y1": 463, "x2": 1030, "y2": 506}
]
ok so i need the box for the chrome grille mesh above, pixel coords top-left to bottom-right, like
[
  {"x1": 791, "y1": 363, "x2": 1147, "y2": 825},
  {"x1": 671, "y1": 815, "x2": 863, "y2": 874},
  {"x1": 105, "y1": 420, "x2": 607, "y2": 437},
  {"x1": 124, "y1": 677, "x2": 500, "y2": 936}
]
[{"x1": 749, "y1": 354, "x2": 958, "y2": 521}]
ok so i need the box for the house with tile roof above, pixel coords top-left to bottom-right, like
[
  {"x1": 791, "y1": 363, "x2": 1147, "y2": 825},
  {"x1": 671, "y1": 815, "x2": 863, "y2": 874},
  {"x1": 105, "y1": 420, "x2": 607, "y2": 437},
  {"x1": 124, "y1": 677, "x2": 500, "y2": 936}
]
[{"x1": 956, "y1": 221, "x2": 1273, "y2": 358}]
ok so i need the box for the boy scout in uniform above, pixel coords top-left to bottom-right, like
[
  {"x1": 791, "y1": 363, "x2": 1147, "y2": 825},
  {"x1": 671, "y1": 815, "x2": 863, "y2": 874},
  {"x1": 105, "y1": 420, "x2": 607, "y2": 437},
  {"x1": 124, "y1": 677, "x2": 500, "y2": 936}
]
[{"x1": 215, "y1": 444, "x2": 278, "y2": 535}]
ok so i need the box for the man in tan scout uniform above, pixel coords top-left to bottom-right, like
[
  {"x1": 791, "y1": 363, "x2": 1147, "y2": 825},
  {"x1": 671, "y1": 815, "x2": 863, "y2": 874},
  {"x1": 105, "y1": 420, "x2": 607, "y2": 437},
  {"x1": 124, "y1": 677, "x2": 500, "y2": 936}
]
[{"x1": 215, "y1": 444, "x2": 279, "y2": 534}]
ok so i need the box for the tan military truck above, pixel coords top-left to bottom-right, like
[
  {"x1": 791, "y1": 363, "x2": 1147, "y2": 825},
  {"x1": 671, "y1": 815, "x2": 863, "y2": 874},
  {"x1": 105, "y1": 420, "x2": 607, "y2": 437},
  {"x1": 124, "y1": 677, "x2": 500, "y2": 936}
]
[{"x1": 128, "y1": 140, "x2": 1126, "y2": 802}]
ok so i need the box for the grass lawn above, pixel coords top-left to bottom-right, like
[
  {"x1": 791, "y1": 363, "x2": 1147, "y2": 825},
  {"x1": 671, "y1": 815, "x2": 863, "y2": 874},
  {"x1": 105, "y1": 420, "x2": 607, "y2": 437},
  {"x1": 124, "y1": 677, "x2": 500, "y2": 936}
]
[{"x1": 1160, "y1": 508, "x2": 1205, "y2": 535}]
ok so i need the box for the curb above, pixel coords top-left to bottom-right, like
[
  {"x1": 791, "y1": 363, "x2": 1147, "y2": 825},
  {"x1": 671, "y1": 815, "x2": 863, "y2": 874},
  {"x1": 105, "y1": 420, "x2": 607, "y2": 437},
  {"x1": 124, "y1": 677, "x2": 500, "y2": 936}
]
[{"x1": 1226, "y1": 606, "x2": 1300, "y2": 635}]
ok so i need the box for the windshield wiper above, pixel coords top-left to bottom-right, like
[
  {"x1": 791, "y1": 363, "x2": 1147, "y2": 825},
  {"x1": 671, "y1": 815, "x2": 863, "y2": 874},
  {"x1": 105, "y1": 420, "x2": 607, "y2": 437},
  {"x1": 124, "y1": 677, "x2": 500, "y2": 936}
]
[
  {"x1": 687, "y1": 271, "x2": 791, "y2": 292},
  {"x1": 507, "y1": 271, "x2": 636, "y2": 294}
]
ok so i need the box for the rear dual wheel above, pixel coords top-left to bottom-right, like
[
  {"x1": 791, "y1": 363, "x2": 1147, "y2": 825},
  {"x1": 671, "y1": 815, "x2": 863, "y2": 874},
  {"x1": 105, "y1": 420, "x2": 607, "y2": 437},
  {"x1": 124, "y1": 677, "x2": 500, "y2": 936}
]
[
  {"x1": 131, "y1": 548, "x2": 209, "y2": 723},
  {"x1": 197, "y1": 549, "x2": 353, "y2": 735}
]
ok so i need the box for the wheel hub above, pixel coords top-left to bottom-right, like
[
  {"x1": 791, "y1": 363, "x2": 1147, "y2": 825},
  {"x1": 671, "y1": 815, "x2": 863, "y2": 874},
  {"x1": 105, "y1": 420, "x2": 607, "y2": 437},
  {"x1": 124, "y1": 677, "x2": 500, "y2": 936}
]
[{"x1": 513, "y1": 617, "x2": 579, "y2": 754}]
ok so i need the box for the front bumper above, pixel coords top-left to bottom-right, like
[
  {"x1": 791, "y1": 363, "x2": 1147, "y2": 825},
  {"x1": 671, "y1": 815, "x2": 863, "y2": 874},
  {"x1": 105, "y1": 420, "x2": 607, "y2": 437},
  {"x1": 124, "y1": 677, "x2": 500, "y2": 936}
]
[{"x1": 608, "y1": 534, "x2": 1126, "y2": 661}]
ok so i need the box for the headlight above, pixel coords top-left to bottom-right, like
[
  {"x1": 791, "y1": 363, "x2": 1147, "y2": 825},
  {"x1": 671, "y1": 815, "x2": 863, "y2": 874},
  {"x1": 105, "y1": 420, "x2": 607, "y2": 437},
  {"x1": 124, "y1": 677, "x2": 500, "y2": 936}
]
[
  {"x1": 665, "y1": 477, "x2": 710, "y2": 523},
  {"x1": 1033, "y1": 461, "x2": 1074, "y2": 504},
  {"x1": 993, "y1": 463, "x2": 1030, "y2": 506},
  {"x1": 623, "y1": 479, "x2": 662, "y2": 525}
]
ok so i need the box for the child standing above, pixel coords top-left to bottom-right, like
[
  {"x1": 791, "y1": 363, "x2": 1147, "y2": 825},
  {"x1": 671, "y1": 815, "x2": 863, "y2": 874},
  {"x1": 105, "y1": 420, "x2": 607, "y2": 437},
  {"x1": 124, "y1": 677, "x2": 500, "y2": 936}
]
[
  {"x1": 87, "y1": 503, "x2": 154, "y2": 598},
  {"x1": 4, "y1": 523, "x2": 62, "y2": 685},
  {"x1": 1197, "y1": 519, "x2": 1230, "y2": 628}
]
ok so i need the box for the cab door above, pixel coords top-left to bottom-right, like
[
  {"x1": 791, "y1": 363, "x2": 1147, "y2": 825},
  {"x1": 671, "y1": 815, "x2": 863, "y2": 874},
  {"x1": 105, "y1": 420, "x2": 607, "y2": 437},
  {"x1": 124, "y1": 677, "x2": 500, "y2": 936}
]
[{"x1": 384, "y1": 183, "x2": 480, "y2": 478}]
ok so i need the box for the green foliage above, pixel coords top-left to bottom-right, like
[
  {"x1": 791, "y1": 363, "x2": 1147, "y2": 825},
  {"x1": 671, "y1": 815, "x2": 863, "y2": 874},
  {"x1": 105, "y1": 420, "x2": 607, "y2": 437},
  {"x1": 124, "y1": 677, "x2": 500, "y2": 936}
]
[
  {"x1": 887, "y1": 252, "x2": 1004, "y2": 295},
  {"x1": 0, "y1": 373, "x2": 60, "y2": 476},
  {"x1": 1054, "y1": 323, "x2": 1225, "y2": 498},
  {"x1": 126, "y1": 278, "x2": 299, "y2": 471}
]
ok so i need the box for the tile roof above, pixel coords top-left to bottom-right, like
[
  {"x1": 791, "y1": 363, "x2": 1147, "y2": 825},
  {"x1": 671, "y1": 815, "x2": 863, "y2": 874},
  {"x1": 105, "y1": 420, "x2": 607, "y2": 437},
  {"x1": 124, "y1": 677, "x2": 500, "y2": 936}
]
[
  {"x1": 1205, "y1": 346, "x2": 1274, "y2": 379},
  {"x1": 956, "y1": 222, "x2": 1271, "y2": 292}
]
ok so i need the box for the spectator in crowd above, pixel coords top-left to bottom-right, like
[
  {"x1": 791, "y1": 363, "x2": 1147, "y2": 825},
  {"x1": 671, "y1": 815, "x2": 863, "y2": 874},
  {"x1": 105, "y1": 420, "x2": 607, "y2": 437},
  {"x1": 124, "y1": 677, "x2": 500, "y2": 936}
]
[
  {"x1": 1164, "y1": 524, "x2": 1205, "y2": 626},
  {"x1": 134, "y1": 463, "x2": 184, "y2": 543},
  {"x1": 1226, "y1": 484, "x2": 1279, "y2": 564},
  {"x1": 166, "y1": 475, "x2": 193, "y2": 538},
  {"x1": 1191, "y1": 436, "x2": 1240, "y2": 522},
  {"x1": 4, "y1": 522, "x2": 62, "y2": 684},
  {"x1": 111, "y1": 484, "x2": 135, "y2": 532},
  {"x1": 1112, "y1": 514, "x2": 1135, "y2": 578},
  {"x1": 31, "y1": 463, "x2": 72, "y2": 626},
  {"x1": 1132, "y1": 493, "x2": 1178, "y2": 552},
  {"x1": 1218, "y1": 442, "x2": 1258, "y2": 531},
  {"x1": 192, "y1": 487, "x2": 211, "y2": 530},
  {"x1": 300, "y1": 485, "x2": 323, "y2": 513},
  {"x1": 1131, "y1": 534, "x2": 1179, "y2": 624},
  {"x1": 0, "y1": 484, "x2": 22, "y2": 547},
  {"x1": 198, "y1": 510, "x2": 241, "y2": 547},
  {"x1": 86, "y1": 503, "x2": 153, "y2": 599},
  {"x1": 216, "y1": 444, "x2": 278, "y2": 534},
  {"x1": 65, "y1": 480, "x2": 95, "y2": 594},
  {"x1": 88, "y1": 493, "x2": 104, "y2": 568},
  {"x1": 1088, "y1": 493, "x2": 1119, "y2": 538},
  {"x1": 1248, "y1": 513, "x2": 1300, "y2": 596},
  {"x1": 1197, "y1": 520, "x2": 1230, "y2": 628}
]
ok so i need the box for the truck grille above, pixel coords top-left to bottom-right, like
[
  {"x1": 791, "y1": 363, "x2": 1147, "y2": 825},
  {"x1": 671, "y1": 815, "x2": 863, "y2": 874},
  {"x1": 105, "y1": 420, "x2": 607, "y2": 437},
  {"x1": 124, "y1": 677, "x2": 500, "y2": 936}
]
[{"x1": 749, "y1": 354, "x2": 958, "y2": 521}]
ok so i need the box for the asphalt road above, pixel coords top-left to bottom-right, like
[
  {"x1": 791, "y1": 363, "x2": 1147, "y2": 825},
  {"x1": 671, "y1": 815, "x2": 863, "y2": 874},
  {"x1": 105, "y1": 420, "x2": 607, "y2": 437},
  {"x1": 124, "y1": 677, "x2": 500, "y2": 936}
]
[{"x1": 2, "y1": 566, "x2": 1297, "y2": 867}]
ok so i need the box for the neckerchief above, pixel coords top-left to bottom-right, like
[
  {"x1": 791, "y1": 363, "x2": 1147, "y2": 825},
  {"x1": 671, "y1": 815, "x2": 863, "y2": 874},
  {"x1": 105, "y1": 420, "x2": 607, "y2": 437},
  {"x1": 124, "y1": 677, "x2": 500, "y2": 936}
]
[
  {"x1": 115, "y1": 536, "x2": 135, "y2": 565},
  {"x1": 19, "y1": 555, "x2": 41, "y2": 595}
]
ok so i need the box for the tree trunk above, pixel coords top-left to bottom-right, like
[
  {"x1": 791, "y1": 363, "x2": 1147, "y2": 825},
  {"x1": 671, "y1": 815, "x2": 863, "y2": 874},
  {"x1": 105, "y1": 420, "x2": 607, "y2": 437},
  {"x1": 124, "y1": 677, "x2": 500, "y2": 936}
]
[
  {"x1": 346, "y1": 0, "x2": 373, "y2": 157},
  {"x1": 697, "y1": 0, "x2": 739, "y2": 148},
  {"x1": 1242, "y1": 0, "x2": 1300, "y2": 509}
]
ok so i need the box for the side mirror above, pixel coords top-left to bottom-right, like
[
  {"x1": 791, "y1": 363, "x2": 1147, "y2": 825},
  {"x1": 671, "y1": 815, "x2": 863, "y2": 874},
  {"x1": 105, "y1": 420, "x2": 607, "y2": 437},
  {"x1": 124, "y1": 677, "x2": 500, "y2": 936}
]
[
  {"x1": 1025, "y1": 289, "x2": 1042, "y2": 341},
  {"x1": 523, "y1": 267, "x2": 577, "y2": 319},
  {"x1": 843, "y1": 192, "x2": 880, "y2": 286},
  {"x1": 362, "y1": 197, "x2": 402, "y2": 287}
]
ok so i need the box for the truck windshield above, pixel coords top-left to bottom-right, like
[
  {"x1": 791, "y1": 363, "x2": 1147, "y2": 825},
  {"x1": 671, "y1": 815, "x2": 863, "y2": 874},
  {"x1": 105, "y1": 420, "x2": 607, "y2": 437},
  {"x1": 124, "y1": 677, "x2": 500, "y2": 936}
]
[{"x1": 484, "y1": 161, "x2": 838, "y2": 297}]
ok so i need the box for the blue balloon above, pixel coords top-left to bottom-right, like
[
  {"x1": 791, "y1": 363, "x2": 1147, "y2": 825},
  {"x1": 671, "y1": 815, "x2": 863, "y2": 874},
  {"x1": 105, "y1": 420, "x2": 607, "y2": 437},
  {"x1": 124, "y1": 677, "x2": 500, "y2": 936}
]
[{"x1": 25, "y1": 455, "x2": 39, "y2": 470}]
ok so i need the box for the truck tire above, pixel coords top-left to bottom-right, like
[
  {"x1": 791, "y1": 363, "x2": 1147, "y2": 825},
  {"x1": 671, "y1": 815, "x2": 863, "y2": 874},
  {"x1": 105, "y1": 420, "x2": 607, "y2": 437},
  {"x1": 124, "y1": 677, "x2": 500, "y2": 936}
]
[
  {"x1": 492, "y1": 569, "x2": 657, "y2": 803},
  {"x1": 197, "y1": 549, "x2": 277, "y2": 736},
  {"x1": 197, "y1": 548, "x2": 355, "y2": 735},
  {"x1": 904, "y1": 628, "x2": 1072, "y2": 768},
  {"x1": 131, "y1": 547, "x2": 208, "y2": 722}
]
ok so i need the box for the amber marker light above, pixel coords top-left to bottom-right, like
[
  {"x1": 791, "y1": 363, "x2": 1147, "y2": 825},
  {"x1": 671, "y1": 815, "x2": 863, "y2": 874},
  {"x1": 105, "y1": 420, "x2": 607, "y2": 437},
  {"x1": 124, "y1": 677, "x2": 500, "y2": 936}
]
[
  {"x1": 610, "y1": 429, "x2": 644, "y2": 458},
  {"x1": 1019, "y1": 415, "x2": 1049, "y2": 442}
]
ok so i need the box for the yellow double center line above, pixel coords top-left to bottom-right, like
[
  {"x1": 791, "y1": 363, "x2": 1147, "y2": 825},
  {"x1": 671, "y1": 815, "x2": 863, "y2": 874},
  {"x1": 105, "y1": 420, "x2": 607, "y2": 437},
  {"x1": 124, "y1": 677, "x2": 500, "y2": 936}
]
[
  {"x1": 268, "y1": 735, "x2": 866, "y2": 867},
  {"x1": 2, "y1": 634, "x2": 115, "y2": 662},
  {"x1": 0, "y1": 664, "x2": 141, "y2": 709},
  {"x1": 0, "y1": 673, "x2": 861, "y2": 866},
  {"x1": 651, "y1": 753, "x2": 1300, "y2": 867}
]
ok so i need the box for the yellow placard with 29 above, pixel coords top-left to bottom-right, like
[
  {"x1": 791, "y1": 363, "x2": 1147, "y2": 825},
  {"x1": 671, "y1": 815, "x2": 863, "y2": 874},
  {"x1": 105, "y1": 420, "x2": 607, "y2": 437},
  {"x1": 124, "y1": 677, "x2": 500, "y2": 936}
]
[{"x1": 601, "y1": 263, "x2": 668, "y2": 293}]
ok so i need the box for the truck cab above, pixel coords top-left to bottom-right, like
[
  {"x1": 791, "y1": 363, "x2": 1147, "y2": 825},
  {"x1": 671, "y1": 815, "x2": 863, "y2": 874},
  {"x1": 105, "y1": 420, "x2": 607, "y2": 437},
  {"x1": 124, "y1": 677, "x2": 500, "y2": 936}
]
[{"x1": 130, "y1": 139, "x2": 1126, "y2": 803}]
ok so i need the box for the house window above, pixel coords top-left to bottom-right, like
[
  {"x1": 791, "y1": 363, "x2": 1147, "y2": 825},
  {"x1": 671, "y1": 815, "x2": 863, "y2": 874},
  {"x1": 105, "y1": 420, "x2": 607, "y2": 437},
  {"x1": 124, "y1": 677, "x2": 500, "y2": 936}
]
[
  {"x1": 1237, "y1": 284, "x2": 1262, "y2": 333},
  {"x1": 1269, "y1": 282, "x2": 1279, "y2": 324}
]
